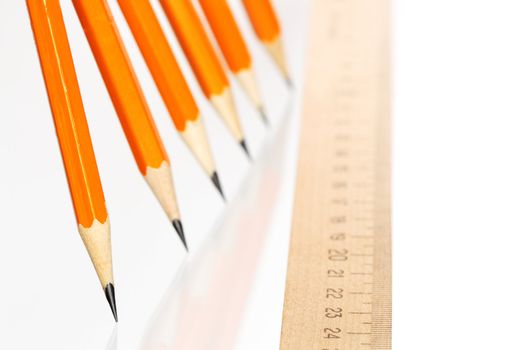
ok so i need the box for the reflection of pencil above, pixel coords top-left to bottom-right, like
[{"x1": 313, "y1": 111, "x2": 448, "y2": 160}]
[
  {"x1": 199, "y1": 0, "x2": 268, "y2": 125},
  {"x1": 27, "y1": 0, "x2": 117, "y2": 321},
  {"x1": 71, "y1": 0, "x2": 188, "y2": 249},
  {"x1": 117, "y1": 0, "x2": 224, "y2": 198},
  {"x1": 159, "y1": 0, "x2": 251, "y2": 157},
  {"x1": 242, "y1": 0, "x2": 291, "y2": 85}
]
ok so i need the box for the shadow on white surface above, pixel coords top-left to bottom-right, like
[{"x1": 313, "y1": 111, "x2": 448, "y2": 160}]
[
  {"x1": 105, "y1": 326, "x2": 118, "y2": 350},
  {"x1": 135, "y1": 101, "x2": 293, "y2": 350}
]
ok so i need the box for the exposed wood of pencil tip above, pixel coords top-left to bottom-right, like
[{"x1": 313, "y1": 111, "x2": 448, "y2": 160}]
[
  {"x1": 179, "y1": 117, "x2": 216, "y2": 177},
  {"x1": 264, "y1": 37, "x2": 291, "y2": 83},
  {"x1": 144, "y1": 161, "x2": 181, "y2": 222},
  {"x1": 210, "y1": 88, "x2": 244, "y2": 143},
  {"x1": 78, "y1": 219, "x2": 114, "y2": 289},
  {"x1": 235, "y1": 68, "x2": 264, "y2": 111},
  {"x1": 144, "y1": 161, "x2": 188, "y2": 248}
]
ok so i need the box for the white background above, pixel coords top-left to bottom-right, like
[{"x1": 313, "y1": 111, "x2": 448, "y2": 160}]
[
  {"x1": 394, "y1": 0, "x2": 525, "y2": 349},
  {"x1": 1, "y1": 0, "x2": 525, "y2": 349}
]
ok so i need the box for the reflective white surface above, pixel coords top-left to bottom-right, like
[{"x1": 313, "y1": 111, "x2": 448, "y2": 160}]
[{"x1": 141, "y1": 103, "x2": 294, "y2": 350}]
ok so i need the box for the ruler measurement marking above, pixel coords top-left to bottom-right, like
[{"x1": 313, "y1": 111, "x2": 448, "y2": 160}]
[{"x1": 280, "y1": 0, "x2": 390, "y2": 348}]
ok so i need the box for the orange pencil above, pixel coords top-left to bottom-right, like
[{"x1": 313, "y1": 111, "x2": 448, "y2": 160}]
[
  {"x1": 71, "y1": 0, "x2": 187, "y2": 249},
  {"x1": 27, "y1": 0, "x2": 117, "y2": 320},
  {"x1": 199, "y1": 0, "x2": 268, "y2": 124},
  {"x1": 117, "y1": 0, "x2": 224, "y2": 197},
  {"x1": 159, "y1": 0, "x2": 250, "y2": 157},
  {"x1": 242, "y1": 0, "x2": 291, "y2": 84}
]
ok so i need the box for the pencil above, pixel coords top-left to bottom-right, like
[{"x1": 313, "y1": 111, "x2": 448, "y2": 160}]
[
  {"x1": 242, "y1": 0, "x2": 291, "y2": 85},
  {"x1": 117, "y1": 0, "x2": 224, "y2": 198},
  {"x1": 159, "y1": 0, "x2": 250, "y2": 157},
  {"x1": 71, "y1": 0, "x2": 188, "y2": 249},
  {"x1": 27, "y1": 0, "x2": 117, "y2": 321},
  {"x1": 198, "y1": 0, "x2": 268, "y2": 125}
]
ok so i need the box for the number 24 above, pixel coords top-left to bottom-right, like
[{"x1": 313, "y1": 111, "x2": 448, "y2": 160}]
[{"x1": 323, "y1": 327, "x2": 341, "y2": 339}]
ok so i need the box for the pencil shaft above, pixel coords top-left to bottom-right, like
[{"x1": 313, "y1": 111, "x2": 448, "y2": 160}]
[
  {"x1": 28, "y1": 0, "x2": 115, "y2": 313},
  {"x1": 27, "y1": 0, "x2": 107, "y2": 227},
  {"x1": 117, "y1": 0, "x2": 198, "y2": 131},
  {"x1": 242, "y1": 0, "x2": 289, "y2": 80},
  {"x1": 242, "y1": 0, "x2": 281, "y2": 43},
  {"x1": 160, "y1": 0, "x2": 247, "y2": 147},
  {"x1": 199, "y1": 0, "x2": 251, "y2": 73},
  {"x1": 159, "y1": 0, "x2": 229, "y2": 98},
  {"x1": 199, "y1": 0, "x2": 265, "y2": 117},
  {"x1": 72, "y1": 0, "x2": 168, "y2": 175},
  {"x1": 72, "y1": 0, "x2": 183, "y2": 228},
  {"x1": 118, "y1": 0, "x2": 218, "y2": 179}
]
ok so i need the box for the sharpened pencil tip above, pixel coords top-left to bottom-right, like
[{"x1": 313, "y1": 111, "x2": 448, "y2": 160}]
[
  {"x1": 104, "y1": 283, "x2": 118, "y2": 322},
  {"x1": 240, "y1": 139, "x2": 251, "y2": 160},
  {"x1": 172, "y1": 219, "x2": 188, "y2": 251},
  {"x1": 286, "y1": 77, "x2": 294, "y2": 89},
  {"x1": 258, "y1": 107, "x2": 270, "y2": 126},
  {"x1": 211, "y1": 171, "x2": 226, "y2": 200}
]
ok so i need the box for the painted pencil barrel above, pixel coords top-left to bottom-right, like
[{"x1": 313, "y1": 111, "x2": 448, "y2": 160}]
[
  {"x1": 27, "y1": 0, "x2": 107, "y2": 228},
  {"x1": 72, "y1": 0, "x2": 168, "y2": 174},
  {"x1": 117, "y1": 0, "x2": 199, "y2": 132},
  {"x1": 28, "y1": 0, "x2": 115, "y2": 306},
  {"x1": 159, "y1": 0, "x2": 229, "y2": 98},
  {"x1": 199, "y1": 0, "x2": 252, "y2": 73},
  {"x1": 242, "y1": 0, "x2": 281, "y2": 42}
]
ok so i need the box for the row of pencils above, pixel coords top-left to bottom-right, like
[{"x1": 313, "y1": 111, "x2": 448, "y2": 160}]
[{"x1": 27, "y1": 0, "x2": 289, "y2": 322}]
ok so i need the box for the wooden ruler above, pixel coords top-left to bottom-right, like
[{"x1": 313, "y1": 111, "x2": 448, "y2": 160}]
[{"x1": 280, "y1": 0, "x2": 391, "y2": 349}]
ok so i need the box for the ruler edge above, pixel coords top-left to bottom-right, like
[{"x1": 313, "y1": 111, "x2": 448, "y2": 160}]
[{"x1": 279, "y1": 0, "x2": 392, "y2": 348}]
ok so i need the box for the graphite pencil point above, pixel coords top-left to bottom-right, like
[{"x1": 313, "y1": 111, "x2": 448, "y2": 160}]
[
  {"x1": 240, "y1": 139, "x2": 251, "y2": 160},
  {"x1": 104, "y1": 283, "x2": 118, "y2": 322},
  {"x1": 259, "y1": 107, "x2": 270, "y2": 126},
  {"x1": 172, "y1": 219, "x2": 188, "y2": 251},
  {"x1": 211, "y1": 171, "x2": 226, "y2": 200},
  {"x1": 286, "y1": 77, "x2": 294, "y2": 89}
]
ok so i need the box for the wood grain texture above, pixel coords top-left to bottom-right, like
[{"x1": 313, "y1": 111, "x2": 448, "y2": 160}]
[{"x1": 280, "y1": 0, "x2": 391, "y2": 348}]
